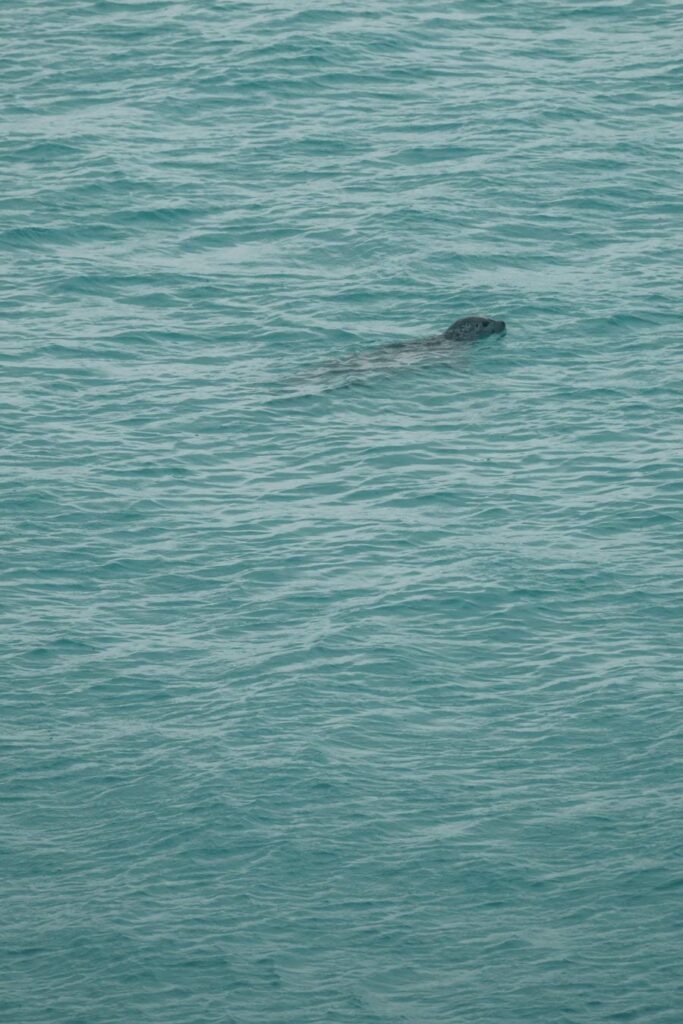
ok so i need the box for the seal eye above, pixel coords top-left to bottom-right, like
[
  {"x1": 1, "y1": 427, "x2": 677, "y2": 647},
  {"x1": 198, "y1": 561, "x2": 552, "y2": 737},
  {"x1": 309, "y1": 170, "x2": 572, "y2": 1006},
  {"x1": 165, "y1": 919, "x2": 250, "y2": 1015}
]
[{"x1": 482, "y1": 319, "x2": 490, "y2": 325}]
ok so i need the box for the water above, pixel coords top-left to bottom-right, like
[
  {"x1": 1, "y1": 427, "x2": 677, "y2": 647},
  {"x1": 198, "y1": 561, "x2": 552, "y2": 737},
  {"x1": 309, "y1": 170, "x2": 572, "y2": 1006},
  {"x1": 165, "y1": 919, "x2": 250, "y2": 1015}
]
[{"x1": 2, "y1": 2, "x2": 683, "y2": 1021}]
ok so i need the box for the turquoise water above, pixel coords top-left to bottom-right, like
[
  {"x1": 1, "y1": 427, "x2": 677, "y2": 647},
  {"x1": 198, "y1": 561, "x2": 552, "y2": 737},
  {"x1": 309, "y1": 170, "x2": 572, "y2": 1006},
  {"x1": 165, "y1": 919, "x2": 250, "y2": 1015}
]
[{"x1": 3, "y1": 1, "x2": 683, "y2": 1021}]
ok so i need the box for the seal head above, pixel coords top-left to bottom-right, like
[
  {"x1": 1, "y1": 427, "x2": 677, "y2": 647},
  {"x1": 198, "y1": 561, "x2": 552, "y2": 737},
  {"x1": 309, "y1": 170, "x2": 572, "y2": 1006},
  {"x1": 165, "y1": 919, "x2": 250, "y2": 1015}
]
[{"x1": 443, "y1": 316, "x2": 506, "y2": 342}]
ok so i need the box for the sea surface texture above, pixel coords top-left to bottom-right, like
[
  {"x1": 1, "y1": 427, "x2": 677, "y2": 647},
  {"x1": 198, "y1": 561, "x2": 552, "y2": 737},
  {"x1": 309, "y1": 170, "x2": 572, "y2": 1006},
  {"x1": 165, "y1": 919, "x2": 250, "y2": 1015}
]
[{"x1": 3, "y1": 1, "x2": 683, "y2": 1022}]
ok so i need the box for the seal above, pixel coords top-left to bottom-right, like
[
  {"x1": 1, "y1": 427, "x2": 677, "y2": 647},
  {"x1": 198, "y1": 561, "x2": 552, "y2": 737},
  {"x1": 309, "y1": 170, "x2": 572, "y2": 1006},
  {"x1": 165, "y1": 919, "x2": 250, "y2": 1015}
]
[
  {"x1": 442, "y1": 316, "x2": 506, "y2": 342},
  {"x1": 291, "y1": 313, "x2": 507, "y2": 392}
]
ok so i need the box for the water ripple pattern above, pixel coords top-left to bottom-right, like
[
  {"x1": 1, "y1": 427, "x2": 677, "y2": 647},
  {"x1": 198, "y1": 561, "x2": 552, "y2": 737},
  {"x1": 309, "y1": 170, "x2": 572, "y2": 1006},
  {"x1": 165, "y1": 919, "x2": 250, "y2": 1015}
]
[{"x1": 2, "y1": 1, "x2": 683, "y2": 1022}]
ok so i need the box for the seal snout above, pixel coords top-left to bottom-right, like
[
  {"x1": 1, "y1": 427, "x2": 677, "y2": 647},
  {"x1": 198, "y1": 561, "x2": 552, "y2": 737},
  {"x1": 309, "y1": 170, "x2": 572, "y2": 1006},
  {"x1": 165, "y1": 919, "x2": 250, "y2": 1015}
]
[
  {"x1": 483, "y1": 317, "x2": 506, "y2": 336},
  {"x1": 485, "y1": 318, "x2": 506, "y2": 336}
]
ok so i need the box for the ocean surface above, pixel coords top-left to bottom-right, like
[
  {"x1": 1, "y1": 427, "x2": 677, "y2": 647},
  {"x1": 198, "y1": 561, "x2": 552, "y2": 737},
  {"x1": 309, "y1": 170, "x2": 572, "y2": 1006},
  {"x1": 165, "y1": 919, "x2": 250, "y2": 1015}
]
[{"x1": 2, "y1": 2, "x2": 683, "y2": 1022}]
